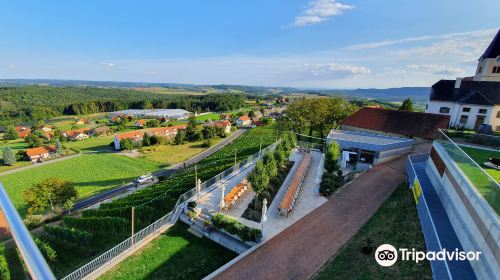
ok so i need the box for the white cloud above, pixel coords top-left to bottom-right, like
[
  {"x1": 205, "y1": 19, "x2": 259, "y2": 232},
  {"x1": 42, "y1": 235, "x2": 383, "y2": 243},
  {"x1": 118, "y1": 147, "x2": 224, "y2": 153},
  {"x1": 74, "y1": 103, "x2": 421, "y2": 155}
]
[
  {"x1": 304, "y1": 62, "x2": 371, "y2": 76},
  {"x1": 100, "y1": 62, "x2": 115, "y2": 67},
  {"x1": 406, "y1": 64, "x2": 466, "y2": 76},
  {"x1": 292, "y1": 0, "x2": 353, "y2": 27}
]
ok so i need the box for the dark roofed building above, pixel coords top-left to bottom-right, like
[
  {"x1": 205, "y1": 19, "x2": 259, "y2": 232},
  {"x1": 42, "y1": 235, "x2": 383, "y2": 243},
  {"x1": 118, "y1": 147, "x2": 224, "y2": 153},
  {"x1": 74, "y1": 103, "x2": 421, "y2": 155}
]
[
  {"x1": 341, "y1": 107, "x2": 450, "y2": 140},
  {"x1": 426, "y1": 29, "x2": 500, "y2": 131}
]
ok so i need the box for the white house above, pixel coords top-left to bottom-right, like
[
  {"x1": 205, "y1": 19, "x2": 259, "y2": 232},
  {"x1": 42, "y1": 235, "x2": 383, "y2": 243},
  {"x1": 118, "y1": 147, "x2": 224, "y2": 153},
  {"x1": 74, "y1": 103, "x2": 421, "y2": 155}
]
[
  {"x1": 426, "y1": 29, "x2": 500, "y2": 131},
  {"x1": 235, "y1": 115, "x2": 251, "y2": 127}
]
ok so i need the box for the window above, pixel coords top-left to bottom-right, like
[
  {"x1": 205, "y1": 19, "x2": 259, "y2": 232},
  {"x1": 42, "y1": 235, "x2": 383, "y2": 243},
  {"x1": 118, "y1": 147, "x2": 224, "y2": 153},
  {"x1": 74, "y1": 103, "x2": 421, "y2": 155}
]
[
  {"x1": 478, "y1": 109, "x2": 487, "y2": 114},
  {"x1": 459, "y1": 115, "x2": 468, "y2": 124},
  {"x1": 439, "y1": 107, "x2": 450, "y2": 114},
  {"x1": 493, "y1": 66, "x2": 499, "y2": 73},
  {"x1": 478, "y1": 66, "x2": 483, "y2": 73},
  {"x1": 462, "y1": 107, "x2": 470, "y2": 113},
  {"x1": 496, "y1": 126, "x2": 500, "y2": 132},
  {"x1": 497, "y1": 111, "x2": 500, "y2": 118}
]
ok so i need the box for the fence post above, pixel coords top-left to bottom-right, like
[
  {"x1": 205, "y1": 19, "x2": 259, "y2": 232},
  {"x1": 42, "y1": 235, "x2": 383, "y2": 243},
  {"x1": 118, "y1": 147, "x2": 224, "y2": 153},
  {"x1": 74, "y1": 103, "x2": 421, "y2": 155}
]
[{"x1": 131, "y1": 207, "x2": 135, "y2": 246}]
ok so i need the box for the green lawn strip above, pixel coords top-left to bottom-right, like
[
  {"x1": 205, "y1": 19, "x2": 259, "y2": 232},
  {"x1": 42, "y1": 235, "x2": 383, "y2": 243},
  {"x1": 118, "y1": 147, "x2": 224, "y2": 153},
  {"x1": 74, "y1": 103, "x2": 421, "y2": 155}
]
[
  {"x1": 459, "y1": 146, "x2": 500, "y2": 183},
  {"x1": 63, "y1": 135, "x2": 115, "y2": 152},
  {"x1": 314, "y1": 183, "x2": 432, "y2": 280},
  {"x1": 99, "y1": 223, "x2": 236, "y2": 280},
  {"x1": 195, "y1": 113, "x2": 221, "y2": 122},
  {"x1": 0, "y1": 153, "x2": 164, "y2": 215}
]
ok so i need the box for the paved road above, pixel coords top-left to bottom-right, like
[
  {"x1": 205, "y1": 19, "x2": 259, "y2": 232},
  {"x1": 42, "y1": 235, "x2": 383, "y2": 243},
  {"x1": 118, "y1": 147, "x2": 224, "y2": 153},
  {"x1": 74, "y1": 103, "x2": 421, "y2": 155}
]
[
  {"x1": 214, "y1": 155, "x2": 410, "y2": 280},
  {"x1": 71, "y1": 129, "x2": 247, "y2": 212}
]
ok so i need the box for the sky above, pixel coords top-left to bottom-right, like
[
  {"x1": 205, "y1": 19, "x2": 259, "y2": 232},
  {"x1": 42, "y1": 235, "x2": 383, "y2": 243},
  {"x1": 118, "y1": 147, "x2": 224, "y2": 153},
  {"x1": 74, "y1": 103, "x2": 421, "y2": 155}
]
[{"x1": 0, "y1": 0, "x2": 499, "y2": 89}]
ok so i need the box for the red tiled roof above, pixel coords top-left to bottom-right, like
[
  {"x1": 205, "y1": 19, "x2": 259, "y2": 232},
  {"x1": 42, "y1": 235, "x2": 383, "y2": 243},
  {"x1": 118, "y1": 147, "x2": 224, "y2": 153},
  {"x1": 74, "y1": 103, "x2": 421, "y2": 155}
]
[
  {"x1": 65, "y1": 128, "x2": 89, "y2": 137},
  {"x1": 341, "y1": 107, "x2": 450, "y2": 140},
  {"x1": 116, "y1": 125, "x2": 187, "y2": 141},
  {"x1": 238, "y1": 115, "x2": 250, "y2": 121},
  {"x1": 135, "y1": 120, "x2": 146, "y2": 125},
  {"x1": 214, "y1": 120, "x2": 231, "y2": 127},
  {"x1": 26, "y1": 146, "x2": 55, "y2": 157}
]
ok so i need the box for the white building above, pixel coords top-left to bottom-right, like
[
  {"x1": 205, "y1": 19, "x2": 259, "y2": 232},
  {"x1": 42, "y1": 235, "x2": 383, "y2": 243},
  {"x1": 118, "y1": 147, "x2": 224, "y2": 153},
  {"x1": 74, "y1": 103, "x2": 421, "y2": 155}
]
[
  {"x1": 426, "y1": 29, "x2": 500, "y2": 132},
  {"x1": 109, "y1": 109, "x2": 190, "y2": 120}
]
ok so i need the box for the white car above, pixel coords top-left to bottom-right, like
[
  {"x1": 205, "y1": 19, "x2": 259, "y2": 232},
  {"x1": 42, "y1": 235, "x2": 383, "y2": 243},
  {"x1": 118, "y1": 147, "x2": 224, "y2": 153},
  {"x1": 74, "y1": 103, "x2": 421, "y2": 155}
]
[{"x1": 136, "y1": 173, "x2": 154, "y2": 184}]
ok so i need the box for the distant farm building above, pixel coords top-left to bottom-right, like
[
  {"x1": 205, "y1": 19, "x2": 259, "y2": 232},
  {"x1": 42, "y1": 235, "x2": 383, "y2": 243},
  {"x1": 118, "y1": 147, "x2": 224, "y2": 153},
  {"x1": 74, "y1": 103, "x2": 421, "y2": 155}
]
[
  {"x1": 26, "y1": 146, "x2": 56, "y2": 163},
  {"x1": 113, "y1": 125, "x2": 187, "y2": 150},
  {"x1": 236, "y1": 115, "x2": 251, "y2": 127},
  {"x1": 109, "y1": 109, "x2": 190, "y2": 120}
]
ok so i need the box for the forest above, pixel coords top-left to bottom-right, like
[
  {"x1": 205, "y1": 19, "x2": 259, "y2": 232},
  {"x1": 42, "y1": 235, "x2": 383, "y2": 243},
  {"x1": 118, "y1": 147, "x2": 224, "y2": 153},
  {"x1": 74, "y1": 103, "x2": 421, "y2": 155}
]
[{"x1": 0, "y1": 86, "x2": 246, "y2": 125}]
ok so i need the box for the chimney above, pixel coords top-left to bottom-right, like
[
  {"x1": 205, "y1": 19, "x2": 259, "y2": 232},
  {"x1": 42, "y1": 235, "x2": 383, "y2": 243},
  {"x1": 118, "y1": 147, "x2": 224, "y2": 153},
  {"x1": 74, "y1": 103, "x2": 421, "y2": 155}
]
[{"x1": 455, "y1": 78, "x2": 463, "y2": 89}]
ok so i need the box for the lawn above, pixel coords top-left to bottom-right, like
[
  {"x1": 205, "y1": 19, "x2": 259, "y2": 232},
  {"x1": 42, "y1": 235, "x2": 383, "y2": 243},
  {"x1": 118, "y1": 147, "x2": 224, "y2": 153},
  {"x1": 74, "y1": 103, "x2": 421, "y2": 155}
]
[
  {"x1": 0, "y1": 153, "x2": 165, "y2": 215},
  {"x1": 195, "y1": 113, "x2": 221, "y2": 122},
  {"x1": 64, "y1": 135, "x2": 115, "y2": 152},
  {"x1": 0, "y1": 139, "x2": 31, "y2": 173},
  {"x1": 459, "y1": 146, "x2": 500, "y2": 183},
  {"x1": 139, "y1": 138, "x2": 222, "y2": 165},
  {"x1": 99, "y1": 223, "x2": 236, "y2": 280},
  {"x1": 314, "y1": 183, "x2": 432, "y2": 280}
]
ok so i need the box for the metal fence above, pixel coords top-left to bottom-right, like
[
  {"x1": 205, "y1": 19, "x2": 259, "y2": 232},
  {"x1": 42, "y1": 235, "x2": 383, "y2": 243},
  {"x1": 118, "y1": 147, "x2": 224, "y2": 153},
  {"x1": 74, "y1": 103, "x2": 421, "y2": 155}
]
[{"x1": 62, "y1": 139, "x2": 280, "y2": 280}]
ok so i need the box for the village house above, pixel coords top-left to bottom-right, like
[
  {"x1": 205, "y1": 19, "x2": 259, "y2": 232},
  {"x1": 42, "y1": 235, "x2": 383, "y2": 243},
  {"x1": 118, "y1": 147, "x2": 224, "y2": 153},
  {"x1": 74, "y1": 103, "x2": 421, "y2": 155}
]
[
  {"x1": 426, "y1": 30, "x2": 500, "y2": 131},
  {"x1": 134, "y1": 120, "x2": 146, "y2": 128},
  {"x1": 26, "y1": 146, "x2": 56, "y2": 163},
  {"x1": 75, "y1": 118, "x2": 88, "y2": 125},
  {"x1": 235, "y1": 115, "x2": 251, "y2": 127},
  {"x1": 15, "y1": 126, "x2": 31, "y2": 138},
  {"x1": 91, "y1": 126, "x2": 111, "y2": 136},
  {"x1": 113, "y1": 124, "x2": 187, "y2": 150},
  {"x1": 64, "y1": 128, "x2": 90, "y2": 141},
  {"x1": 213, "y1": 120, "x2": 232, "y2": 134},
  {"x1": 39, "y1": 125, "x2": 53, "y2": 132}
]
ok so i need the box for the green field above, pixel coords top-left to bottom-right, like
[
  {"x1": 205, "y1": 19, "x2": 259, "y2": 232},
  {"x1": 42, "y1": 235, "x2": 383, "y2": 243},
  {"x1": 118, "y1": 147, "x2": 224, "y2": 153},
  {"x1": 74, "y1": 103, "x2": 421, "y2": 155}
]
[
  {"x1": 139, "y1": 138, "x2": 222, "y2": 165},
  {"x1": 0, "y1": 139, "x2": 32, "y2": 173},
  {"x1": 195, "y1": 113, "x2": 221, "y2": 122},
  {"x1": 0, "y1": 153, "x2": 165, "y2": 214},
  {"x1": 64, "y1": 135, "x2": 115, "y2": 152},
  {"x1": 314, "y1": 183, "x2": 432, "y2": 280},
  {"x1": 99, "y1": 223, "x2": 236, "y2": 280}
]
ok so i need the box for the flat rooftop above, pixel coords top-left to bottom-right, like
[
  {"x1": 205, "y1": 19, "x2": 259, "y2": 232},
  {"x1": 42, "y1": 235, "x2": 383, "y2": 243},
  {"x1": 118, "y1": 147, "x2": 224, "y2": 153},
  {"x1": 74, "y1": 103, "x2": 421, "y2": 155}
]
[
  {"x1": 327, "y1": 130, "x2": 414, "y2": 152},
  {"x1": 110, "y1": 109, "x2": 190, "y2": 117}
]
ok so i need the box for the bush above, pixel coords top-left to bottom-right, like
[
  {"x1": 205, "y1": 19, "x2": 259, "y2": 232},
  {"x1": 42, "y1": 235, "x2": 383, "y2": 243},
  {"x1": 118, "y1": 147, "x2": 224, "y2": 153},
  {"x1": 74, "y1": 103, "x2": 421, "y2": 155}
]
[
  {"x1": 0, "y1": 244, "x2": 10, "y2": 280},
  {"x1": 211, "y1": 213, "x2": 262, "y2": 242},
  {"x1": 202, "y1": 139, "x2": 213, "y2": 148},
  {"x1": 23, "y1": 214, "x2": 43, "y2": 229}
]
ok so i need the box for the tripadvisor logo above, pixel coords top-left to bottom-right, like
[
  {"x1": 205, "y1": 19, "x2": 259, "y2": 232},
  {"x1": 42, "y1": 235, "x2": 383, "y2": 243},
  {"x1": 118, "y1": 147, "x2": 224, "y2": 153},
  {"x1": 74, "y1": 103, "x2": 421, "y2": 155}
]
[{"x1": 374, "y1": 244, "x2": 482, "y2": 267}]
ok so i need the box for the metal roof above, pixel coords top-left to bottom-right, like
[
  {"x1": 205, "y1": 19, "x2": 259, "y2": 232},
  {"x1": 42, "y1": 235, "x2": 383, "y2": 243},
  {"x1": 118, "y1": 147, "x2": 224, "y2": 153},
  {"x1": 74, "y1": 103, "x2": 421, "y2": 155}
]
[{"x1": 327, "y1": 130, "x2": 414, "y2": 152}]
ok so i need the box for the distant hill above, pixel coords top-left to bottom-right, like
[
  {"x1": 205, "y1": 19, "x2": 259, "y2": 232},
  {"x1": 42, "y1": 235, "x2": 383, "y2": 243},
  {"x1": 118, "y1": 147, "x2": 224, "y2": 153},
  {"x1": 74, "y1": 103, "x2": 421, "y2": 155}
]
[{"x1": 0, "y1": 79, "x2": 429, "y2": 102}]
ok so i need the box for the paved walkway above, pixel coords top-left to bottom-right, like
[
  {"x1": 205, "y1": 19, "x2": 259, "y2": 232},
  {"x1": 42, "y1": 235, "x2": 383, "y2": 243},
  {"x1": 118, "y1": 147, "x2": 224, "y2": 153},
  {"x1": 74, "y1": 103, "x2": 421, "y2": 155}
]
[{"x1": 214, "y1": 155, "x2": 410, "y2": 280}]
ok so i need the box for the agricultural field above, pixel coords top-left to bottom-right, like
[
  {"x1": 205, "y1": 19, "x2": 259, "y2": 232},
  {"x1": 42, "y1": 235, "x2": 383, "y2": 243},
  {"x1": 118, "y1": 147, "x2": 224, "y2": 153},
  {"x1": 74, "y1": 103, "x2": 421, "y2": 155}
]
[
  {"x1": 63, "y1": 135, "x2": 115, "y2": 152},
  {"x1": 138, "y1": 138, "x2": 223, "y2": 165},
  {"x1": 43, "y1": 125, "x2": 277, "y2": 278},
  {"x1": 0, "y1": 153, "x2": 165, "y2": 215},
  {"x1": 132, "y1": 87, "x2": 210, "y2": 95},
  {"x1": 99, "y1": 224, "x2": 236, "y2": 280},
  {"x1": 195, "y1": 112, "x2": 221, "y2": 122},
  {"x1": 314, "y1": 183, "x2": 432, "y2": 280}
]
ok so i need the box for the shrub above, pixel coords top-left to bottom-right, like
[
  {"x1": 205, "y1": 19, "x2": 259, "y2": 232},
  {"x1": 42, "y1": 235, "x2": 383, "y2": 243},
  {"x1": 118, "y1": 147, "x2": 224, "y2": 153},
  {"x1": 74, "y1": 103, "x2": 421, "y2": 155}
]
[
  {"x1": 0, "y1": 244, "x2": 10, "y2": 280},
  {"x1": 23, "y1": 214, "x2": 43, "y2": 229},
  {"x1": 211, "y1": 213, "x2": 262, "y2": 242}
]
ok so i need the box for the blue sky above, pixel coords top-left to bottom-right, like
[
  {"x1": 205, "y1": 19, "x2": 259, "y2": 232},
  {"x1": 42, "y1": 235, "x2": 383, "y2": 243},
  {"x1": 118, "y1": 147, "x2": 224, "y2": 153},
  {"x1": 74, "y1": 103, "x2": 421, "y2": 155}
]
[{"x1": 0, "y1": 0, "x2": 499, "y2": 88}]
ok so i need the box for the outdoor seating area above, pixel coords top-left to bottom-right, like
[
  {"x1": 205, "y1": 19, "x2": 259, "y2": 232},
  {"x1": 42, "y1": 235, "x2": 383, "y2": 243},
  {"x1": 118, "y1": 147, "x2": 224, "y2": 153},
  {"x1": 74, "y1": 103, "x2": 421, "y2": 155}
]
[
  {"x1": 223, "y1": 179, "x2": 250, "y2": 211},
  {"x1": 278, "y1": 152, "x2": 312, "y2": 217}
]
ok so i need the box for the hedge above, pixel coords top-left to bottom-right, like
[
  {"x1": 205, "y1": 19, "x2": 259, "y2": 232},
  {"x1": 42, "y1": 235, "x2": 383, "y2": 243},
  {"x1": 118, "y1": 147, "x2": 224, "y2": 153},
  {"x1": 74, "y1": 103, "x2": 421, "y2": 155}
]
[
  {"x1": 63, "y1": 216, "x2": 130, "y2": 237},
  {"x1": 212, "y1": 213, "x2": 262, "y2": 242},
  {"x1": 0, "y1": 244, "x2": 10, "y2": 280}
]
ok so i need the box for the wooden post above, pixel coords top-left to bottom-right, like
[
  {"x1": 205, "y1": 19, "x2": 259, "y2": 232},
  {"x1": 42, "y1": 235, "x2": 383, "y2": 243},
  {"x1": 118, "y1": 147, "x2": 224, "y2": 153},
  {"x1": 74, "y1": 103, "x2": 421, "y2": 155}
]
[
  {"x1": 131, "y1": 207, "x2": 135, "y2": 245},
  {"x1": 194, "y1": 164, "x2": 198, "y2": 187}
]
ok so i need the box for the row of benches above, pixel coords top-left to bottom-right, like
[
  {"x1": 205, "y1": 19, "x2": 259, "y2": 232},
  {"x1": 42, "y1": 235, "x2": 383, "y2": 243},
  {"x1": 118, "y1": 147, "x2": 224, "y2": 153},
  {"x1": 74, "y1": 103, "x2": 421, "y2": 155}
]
[{"x1": 278, "y1": 152, "x2": 312, "y2": 217}]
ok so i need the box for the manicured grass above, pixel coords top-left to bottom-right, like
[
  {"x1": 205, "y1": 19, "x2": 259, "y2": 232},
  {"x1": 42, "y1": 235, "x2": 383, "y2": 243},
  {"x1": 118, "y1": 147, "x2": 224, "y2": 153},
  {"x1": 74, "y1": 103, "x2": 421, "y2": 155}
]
[
  {"x1": 139, "y1": 138, "x2": 222, "y2": 165},
  {"x1": 99, "y1": 223, "x2": 236, "y2": 280},
  {"x1": 459, "y1": 146, "x2": 500, "y2": 183},
  {"x1": 195, "y1": 113, "x2": 221, "y2": 122},
  {"x1": 0, "y1": 139, "x2": 29, "y2": 156},
  {"x1": 64, "y1": 135, "x2": 115, "y2": 152},
  {"x1": 314, "y1": 183, "x2": 432, "y2": 280},
  {"x1": 0, "y1": 153, "x2": 165, "y2": 215}
]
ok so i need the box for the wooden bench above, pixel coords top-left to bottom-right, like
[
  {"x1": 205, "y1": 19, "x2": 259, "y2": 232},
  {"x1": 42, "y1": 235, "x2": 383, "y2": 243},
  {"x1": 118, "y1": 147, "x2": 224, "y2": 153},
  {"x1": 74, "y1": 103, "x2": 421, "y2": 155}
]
[{"x1": 278, "y1": 153, "x2": 312, "y2": 217}]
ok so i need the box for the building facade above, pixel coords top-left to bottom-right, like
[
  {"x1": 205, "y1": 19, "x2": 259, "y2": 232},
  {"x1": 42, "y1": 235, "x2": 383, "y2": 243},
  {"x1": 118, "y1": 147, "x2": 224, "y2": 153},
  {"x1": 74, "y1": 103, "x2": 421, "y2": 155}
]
[{"x1": 426, "y1": 30, "x2": 500, "y2": 131}]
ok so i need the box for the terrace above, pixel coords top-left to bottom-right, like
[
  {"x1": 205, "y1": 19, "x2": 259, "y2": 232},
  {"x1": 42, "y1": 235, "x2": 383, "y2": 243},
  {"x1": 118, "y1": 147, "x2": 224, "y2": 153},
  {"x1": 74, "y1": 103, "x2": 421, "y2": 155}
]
[{"x1": 435, "y1": 130, "x2": 499, "y2": 214}]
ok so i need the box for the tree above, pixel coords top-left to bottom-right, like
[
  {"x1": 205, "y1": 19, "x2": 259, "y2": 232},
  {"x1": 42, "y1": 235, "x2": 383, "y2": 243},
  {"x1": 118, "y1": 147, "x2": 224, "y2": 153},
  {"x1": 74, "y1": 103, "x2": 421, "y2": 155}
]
[
  {"x1": 248, "y1": 111, "x2": 255, "y2": 118},
  {"x1": 55, "y1": 139, "x2": 64, "y2": 156},
  {"x1": 185, "y1": 115, "x2": 199, "y2": 141},
  {"x1": 25, "y1": 133, "x2": 42, "y2": 148},
  {"x1": 1, "y1": 147, "x2": 16, "y2": 166},
  {"x1": 23, "y1": 178, "x2": 77, "y2": 214},
  {"x1": 274, "y1": 143, "x2": 287, "y2": 167},
  {"x1": 120, "y1": 138, "x2": 134, "y2": 150},
  {"x1": 248, "y1": 160, "x2": 269, "y2": 195},
  {"x1": 35, "y1": 238, "x2": 57, "y2": 271},
  {"x1": 399, "y1": 98, "x2": 414, "y2": 111},
  {"x1": 325, "y1": 141, "x2": 341, "y2": 173},
  {"x1": 142, "y1": 133, "x2": 151, "y2": 146},
  {"x1": 263, "y1": 152, "x2": 278, "y2": 178},
  {"x1": 174, "y1": 130, "x2": 186, "y2": 145},
  {"x1": 3, "y1": 126, "x2": 19, "y2": 140},
  {"x1": 146, "y1": 119, "x2": 159, "y2": 128},
  {"x1": 202, "y1": 126, "x2": 216, "y2": 140}
]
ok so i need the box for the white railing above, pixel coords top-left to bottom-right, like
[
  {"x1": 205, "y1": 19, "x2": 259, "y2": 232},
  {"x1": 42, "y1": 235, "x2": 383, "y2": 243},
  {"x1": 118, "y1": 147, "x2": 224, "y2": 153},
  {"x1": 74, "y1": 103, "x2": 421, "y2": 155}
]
[{"x1": 62, "y1": 139, "x2": 280, "y2": 280}]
